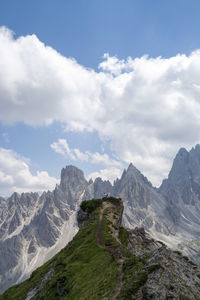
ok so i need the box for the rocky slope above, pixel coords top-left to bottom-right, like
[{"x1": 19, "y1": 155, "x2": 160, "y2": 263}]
[
  {"x1": 1, "y1": 197, "x2": 200, "y2": 300},
  {"x1": 159, "y1": 145, "x2": 200, "y2": 261},
  {"x1": 111, "y1": 147, "x2": 200, "y2": 263},
  {"x1": 123, "y1": 226, "x2": 200, "y2": 299},
  {"x1": 113, "y1": 163, "x2": 177, "y2": 241}
]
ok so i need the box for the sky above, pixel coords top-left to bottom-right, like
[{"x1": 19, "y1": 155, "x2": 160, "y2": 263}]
[{"x1": 1, "y1": 0, "x2": 200, "y2": 197}]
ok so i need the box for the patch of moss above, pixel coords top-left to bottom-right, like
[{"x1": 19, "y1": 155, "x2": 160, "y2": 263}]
[{"x1": 179, "y1": 294, "x2": 191, "y2": 300}]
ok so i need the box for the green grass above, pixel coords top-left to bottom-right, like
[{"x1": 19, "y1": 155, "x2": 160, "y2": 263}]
[
  {"x1": 80, "y1": 197, "x2": 121, "y2": 214},
  {"x1": 179, "y1": 294, "x2": 192, "y2": 300},
  {"x1": 80, "y1": 198, "x2": 103, "y2": 213},
  {"x1": 119, "y1": 226, "x2": 129, "y2": 247},
  {"x1": 118, "y1": 255, "x2": 148, "y2": 299}
]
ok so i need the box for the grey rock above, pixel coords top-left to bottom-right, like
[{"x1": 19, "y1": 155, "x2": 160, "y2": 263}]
[
  {"x1": 77, "y1": 208, "x2": 89, "y2": 229},
  {"x1": 93, "y1": 177, "x2": 113, "y2": 199},
  {"x1": 158, "y1": 145, "x2": 200, "y2": 259},
  {"x1": 113, "y1": 163, "x2": 172, "y2": 237}
]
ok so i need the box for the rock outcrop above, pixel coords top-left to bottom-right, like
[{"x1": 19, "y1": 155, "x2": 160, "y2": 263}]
[
  {"x1": 159, "y1": 145, "x2": 200, "y2": 261},
  {"x1": 113, "y1": 163, "x2": 174, "y2": 237},
  {"x1": 125, "y1": 226, "x2": 200, "y2": 299}
]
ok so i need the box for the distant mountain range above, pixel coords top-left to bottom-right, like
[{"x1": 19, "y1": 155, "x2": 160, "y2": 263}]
[
  {"x1": 1, "y1": 145, "x2": 200, "y2": 293},
  {"x1": 1, "y1": 197, "x2": 200, "y2": 300}
]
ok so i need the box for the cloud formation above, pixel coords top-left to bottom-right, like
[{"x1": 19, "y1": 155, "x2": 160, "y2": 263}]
[
  {"x1": 0, "y1": 147, "x2": 58, "y2": 197},
  {"x1": 50, "y1": 138, "x2": 123, "y2": 182},
  {"x1": 1, "y1": 26, "x2": 200, "y2": 185}
]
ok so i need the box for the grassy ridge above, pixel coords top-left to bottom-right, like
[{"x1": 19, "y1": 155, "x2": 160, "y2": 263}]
[
  {"x1": 0, "y1": 196, "x2": 154, "y2": 300},
  {"x1": 0, "y1": 203, "x2": 119, "y2": 300}
]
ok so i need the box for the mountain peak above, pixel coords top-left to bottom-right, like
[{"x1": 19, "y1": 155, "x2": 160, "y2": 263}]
[
  {"x1": 121, "y1": 163, "x2": 136, "y2": 179},
  {"x1": 160, "y1": 144, "x2": 200, "y2": 205},
  {"x1": 176, "y1": 147, "x2": 188, "y2": 157},
  {"x1": 191, "y1": 144, "x2": 200, "y2": 156},
  {"x1": 61, "y1": 165, "x2": 84, "y2": 179},
  {"x1": 60, "y1": 165, "x2": 86, "y2": 189},
  {"x1": 124, "y1": 163, "x2": 151, "y2": 185},
  {"x1": 127, "y1": 162, "x2": 143, "y2": 174}
]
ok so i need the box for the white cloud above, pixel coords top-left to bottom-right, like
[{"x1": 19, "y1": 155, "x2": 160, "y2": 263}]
[
  {"x1": 87, "y1": 167, "x2": 123, "y2": 183},
  {"x1": 98, "y1": 53, "x2": 134, "y2": 76},
  {"x1": 0, "y1": 148, "x2": 58, "y2": 197},
  {"x1": 2, "y1": 26, "x2": 200, "y2": 185},
  {"x1": 50, "y1": 139, "x2": 123, "y2": 182},
  {"x1": 50, "y1": 139, "x2": 123, "y2": 178},
  {"x1": 50, "y1": 139, "x2": 76, "y2": 160}
]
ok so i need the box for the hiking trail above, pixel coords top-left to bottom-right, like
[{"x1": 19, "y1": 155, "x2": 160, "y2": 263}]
[{"x1": 96, "y1": 201, "x2": 124, "y2": 300}]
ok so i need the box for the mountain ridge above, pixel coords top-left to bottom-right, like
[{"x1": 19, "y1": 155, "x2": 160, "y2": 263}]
[
  {"x1": 1, "y1": 197, "x2": 200, "y2": 300},
  {"x1": 1, "y1": 145, "x2": 200, "y2": 292}
]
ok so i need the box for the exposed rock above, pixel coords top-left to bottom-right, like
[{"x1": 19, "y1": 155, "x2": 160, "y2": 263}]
[
  {"x1": 127, "y1": 227, "x2": 162, "y2": 256},
  {"x1": 77, "y1": 208, "x2": 89, "y2": 229},
  {"x1": 60, "y1": 165, "x2": 88, "y2": 209},
  {"x1": 25, "y1": 264, "x2": 55, "y2": 300},
  {"x1": 159, "y1": 145, "x2": 200, "y2": 260},
  {"x1": 93, "y1": 177, "x2": 113, "y2": 199},
  {"x1": 113, "y1": 163, "x2": 175, "y2": 241},
  {"x1": 125, "y1": 227, "x2": 200, "y2": 299}
]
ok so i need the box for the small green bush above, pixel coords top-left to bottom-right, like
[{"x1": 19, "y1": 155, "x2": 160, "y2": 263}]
[
  {"x1": 179, "y1": 294, "x2": 191, "y2": 300},
  {"x1": 80, "y1": 199, "x2": 103, "y2": 213},
  {"x1": 147, "y1": 264, "x2": 161, "y2": 273},
  {"x1": 119, "y1": 226, "x2": 129, "y2": 247}
]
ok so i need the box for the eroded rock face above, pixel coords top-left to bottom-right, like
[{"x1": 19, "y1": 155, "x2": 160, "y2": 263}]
[
  {"x1": 113, "y1": 163, "x2": 175, "y2": 240},
  {"x1": 110, "y1": 147, "x2": 200, "y2": 263},
  {"x1": 77, "y1": 208, "x2": 89, "y2": 229},
  {"x1": 127, "y1": 227, "x2": 162, "y2": 256},
  {"x1": 160, "y1": 145, "x2": 200, "y2": 205},
  {"x1": 159, "y1": 145, "x2": 200, "y2": 260},
  {"x1": 93, "y1": 177, "x2": 113, "y2": 199},
  {"x1": 60, "y1": 166, "x2": 88, "y2": 208}
]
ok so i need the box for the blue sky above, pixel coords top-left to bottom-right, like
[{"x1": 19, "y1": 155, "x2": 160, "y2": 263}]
[
  {"x1": 2, "y1": 0, "x2": 200, "y2": 65},
  {"x1": 1, "y1": 0, "x2": 200, "y2": 196}
]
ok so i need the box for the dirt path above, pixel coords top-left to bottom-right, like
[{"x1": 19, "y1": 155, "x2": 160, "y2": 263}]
[
  {"x1": 111, "y1": 257, "x2": 124, "y2": 300},
  {"x1": 96, "y1": 202, "x2": 124, "y2": 300},
  {"x1": 96, "y1": 204, "x2": 104, "y2": 248}
]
